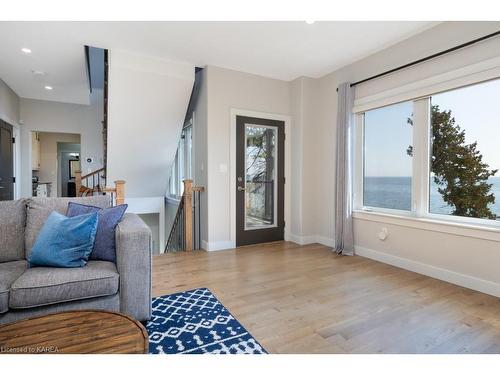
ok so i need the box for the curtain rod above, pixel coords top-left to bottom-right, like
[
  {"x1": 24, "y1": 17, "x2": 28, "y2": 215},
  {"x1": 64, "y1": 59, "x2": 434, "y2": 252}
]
[{"x1": 336, "y1": 30, "x2": 500, "y2": 92}]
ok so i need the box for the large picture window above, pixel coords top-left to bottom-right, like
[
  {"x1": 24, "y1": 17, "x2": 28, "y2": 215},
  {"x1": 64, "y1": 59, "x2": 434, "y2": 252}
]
[
  {"x1": 363, "y1": 101, "x2": 413, "y2": 211},
  {"x1": 356, "y1": 77, "x2": 500, "y2": 225},
  {"x1": 429, "y1": 80, "x2": 500, "y2": 220}
]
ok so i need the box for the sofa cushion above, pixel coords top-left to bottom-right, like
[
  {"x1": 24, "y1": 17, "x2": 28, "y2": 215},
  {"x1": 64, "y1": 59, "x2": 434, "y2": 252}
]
[
  {"x1": 9, "y1": 261, "x2": 119, "y2": 309},
  {"x1": 67, "y1": 203, "x2": 127, "y2": 263},
  {"x1": 0, "y1": 261, "x2": 28, "y2": 313},
  {"x1": 29, "y1": 211, "x2": 99, "y2": 268},
  {"x1": 0, "y1": 199, "x2": 27, "y2": 262},
  {"x1": 25, "y1": 196, "x2": 110, "y2": 259}
]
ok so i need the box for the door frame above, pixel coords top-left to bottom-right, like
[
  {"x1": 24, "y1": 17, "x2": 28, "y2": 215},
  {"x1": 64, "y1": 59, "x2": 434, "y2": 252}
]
[
  {"x1": 0, "y1": 114, "x2": 20, "y2": 199},
  {"x1": 230, "y1": 108, "x2": 291, "y2": 248}
]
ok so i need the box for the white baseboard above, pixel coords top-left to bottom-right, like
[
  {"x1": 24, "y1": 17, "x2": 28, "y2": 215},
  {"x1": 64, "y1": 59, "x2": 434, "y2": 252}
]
[
  {"x1": 315, "y1": 236, "x2": 334, "y2": 247},
  {"x1": 355, "y1": 245, "x2": 500, "y2": 298},
  {"x1": 288, "y1": 234, "x2": 334, "y2": 247},
  {"x1": 201, "y1": 240, "x2": 234, "y2": 252},
  {"x1": 288, "y1": 234, "x2": 316, "y2": 245}
]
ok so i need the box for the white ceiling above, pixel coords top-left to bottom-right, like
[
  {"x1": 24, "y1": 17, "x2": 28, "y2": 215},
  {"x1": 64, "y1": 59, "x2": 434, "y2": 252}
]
[{"x1": 0, "y1": 21, "x2": 438, "y2": 105}]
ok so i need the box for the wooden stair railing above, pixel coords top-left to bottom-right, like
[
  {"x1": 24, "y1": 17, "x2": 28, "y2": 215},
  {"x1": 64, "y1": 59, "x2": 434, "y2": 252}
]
[
  {"x1": 165, "y1": 179, "x2": 205, "y2": 252},
  {"x1": 75, "y1": 168, "x2": 105, "y2": 196},
  {"x1": 75, "y1": 169, "x2": 125, "y2": 206},
  {"x1": 102, "y1": 181, "x2": 126, "y2": 206}
]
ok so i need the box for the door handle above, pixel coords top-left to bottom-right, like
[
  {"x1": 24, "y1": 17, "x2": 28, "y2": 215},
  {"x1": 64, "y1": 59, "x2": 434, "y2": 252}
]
[{"x1": 237, "y1": 186, "x2": 246, "y2": 192}]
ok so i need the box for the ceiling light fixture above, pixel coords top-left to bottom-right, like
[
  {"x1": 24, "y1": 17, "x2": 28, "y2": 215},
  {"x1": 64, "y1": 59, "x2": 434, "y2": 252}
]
[
  {"x1": 21, "y1": 47, "x2": 32, "y2": 54},
  {"x1": 305, "y1": 20, "x2": 316, "y2": 25},
  {"x1": 44, "y1": 86, "x2": 53, "y2": 90}
]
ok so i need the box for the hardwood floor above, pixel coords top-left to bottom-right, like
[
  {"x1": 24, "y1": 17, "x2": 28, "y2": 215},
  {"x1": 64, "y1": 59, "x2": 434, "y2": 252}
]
[{"x1": 153, "y1": 241, "x2": 500, "y2": 354}]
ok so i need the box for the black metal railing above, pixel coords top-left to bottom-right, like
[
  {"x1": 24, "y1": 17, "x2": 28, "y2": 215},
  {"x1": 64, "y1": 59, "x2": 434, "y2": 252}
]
[
  {"x1": 165, "y1": 181, "x2": 203, "y2": 253},
  {"x1": 165, "y1": 196, "x2": 185, "y2": 252}
]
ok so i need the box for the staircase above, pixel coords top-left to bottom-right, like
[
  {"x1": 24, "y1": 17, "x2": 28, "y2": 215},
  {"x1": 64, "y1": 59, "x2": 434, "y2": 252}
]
[
  {"x1": 165, "y1": 180, "x2": 204, "y2": 252},
  {"x1": 75, "y1": 169, "x2": 125, "y2": 206}
]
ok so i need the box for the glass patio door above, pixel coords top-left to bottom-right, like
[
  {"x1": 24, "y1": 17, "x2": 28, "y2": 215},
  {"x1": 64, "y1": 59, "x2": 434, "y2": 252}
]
[{"x1": 235, "y1": 116, "x2": 285, "y2": 246}]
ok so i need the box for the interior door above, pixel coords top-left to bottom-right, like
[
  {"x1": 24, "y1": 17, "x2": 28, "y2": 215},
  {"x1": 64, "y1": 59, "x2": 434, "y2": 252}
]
[
  {"x1": 236, "y1": 115, "x2": 285, "y2": 246},
  {"x1": 0, "y1": 120, "x2": 14, "y2": 201}
]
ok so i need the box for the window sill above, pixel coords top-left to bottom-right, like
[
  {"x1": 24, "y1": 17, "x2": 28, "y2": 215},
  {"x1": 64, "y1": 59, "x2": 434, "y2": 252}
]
[{"x1": 352, "y1": 209, "x2": 500, "y2": 243}]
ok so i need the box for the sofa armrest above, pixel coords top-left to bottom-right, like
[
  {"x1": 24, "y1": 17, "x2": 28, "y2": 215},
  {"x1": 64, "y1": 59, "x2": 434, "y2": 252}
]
[{"x1": 115, "y1": 213, "x2": 152, "y2": 321}]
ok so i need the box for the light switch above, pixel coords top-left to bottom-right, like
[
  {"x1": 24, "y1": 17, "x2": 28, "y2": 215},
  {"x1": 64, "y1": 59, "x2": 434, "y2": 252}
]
[{"x1": 219, "y1": 163, "x2": 227, "y2": 173}]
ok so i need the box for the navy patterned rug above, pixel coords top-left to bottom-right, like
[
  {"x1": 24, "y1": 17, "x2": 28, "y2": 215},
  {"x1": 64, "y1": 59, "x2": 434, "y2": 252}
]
[{"x1": 146, "y1": 288, "x2": 267, "y2": 354}]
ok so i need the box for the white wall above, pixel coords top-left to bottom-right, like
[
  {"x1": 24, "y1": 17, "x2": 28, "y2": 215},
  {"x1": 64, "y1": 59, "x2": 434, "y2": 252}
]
[
  {"x1": 0, "y1": 78, "x2": 19, "y2": 125},
  {"x1": 107, "y1": 50, "x2": 194, "y2": 198},
  {"x1": 203, "y1": 66, "x2": 291, "y2": 249},
  {"x1": 192, "y1": 69, "x2": 209, "y2": 245},
  {"x1": 306, "y1": 21, "x2": 500, "y2": 295},
  {"x1": 19, "y1": 90, "x2": 104, "y2": 197},
  {"x1": 37, "y1": 132, "x2": 80, "y2": 197},
  {"x1": 288, "y1": 76, "x2": 320, "y2": 243}
]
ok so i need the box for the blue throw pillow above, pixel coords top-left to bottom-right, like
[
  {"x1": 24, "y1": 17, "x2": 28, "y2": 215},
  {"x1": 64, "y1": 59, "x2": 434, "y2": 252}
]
[
  {"x1": 66, "y1": 202, "x2": 128, "y2": 263},
  {"x1": 29, "y1": 211, "x2": 99, "y2": 268}
]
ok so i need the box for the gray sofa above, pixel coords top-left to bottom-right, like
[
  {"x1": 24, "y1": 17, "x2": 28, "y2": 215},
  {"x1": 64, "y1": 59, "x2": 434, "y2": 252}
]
[{"x1": 0, "y1": 196, "x2": 152, "y2": 325}]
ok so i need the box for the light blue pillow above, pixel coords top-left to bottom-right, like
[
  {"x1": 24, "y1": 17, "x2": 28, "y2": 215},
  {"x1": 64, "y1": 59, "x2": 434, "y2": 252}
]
[{"x1": 29, "y1": 211, "x2": 99, "y2": 268}]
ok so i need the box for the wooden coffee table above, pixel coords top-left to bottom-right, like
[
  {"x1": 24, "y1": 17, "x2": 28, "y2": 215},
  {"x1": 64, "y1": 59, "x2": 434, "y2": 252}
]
[{"x1": 0, "y1": 310, "x2": 149, "y2": 354}]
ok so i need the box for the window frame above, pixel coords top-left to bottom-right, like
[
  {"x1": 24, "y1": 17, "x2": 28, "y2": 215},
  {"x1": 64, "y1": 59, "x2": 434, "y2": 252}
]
[
  {"x1": 167, "y1": 122, "x2": 194, "y2": 200},
  {"x1": 354, "y1": 79, "x2": 500, "y2": 230}
]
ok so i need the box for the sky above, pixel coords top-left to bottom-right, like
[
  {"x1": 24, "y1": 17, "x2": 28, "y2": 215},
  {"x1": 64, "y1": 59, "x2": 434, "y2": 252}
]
[
  {"x1": 364, "y1": 100, "x2": 413, "y2": 177},
  {"x1": 364, "y1": 79, "x2": 500, "y2": 177}
]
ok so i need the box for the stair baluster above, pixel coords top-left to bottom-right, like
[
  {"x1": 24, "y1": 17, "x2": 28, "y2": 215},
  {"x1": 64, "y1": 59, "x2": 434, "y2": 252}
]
[
  {"x1": 165, "y1": 179, "x2": 204, "y2": 252},
  {"x1": 75, "y1": 169, "x2": 125, "y2": 207}
]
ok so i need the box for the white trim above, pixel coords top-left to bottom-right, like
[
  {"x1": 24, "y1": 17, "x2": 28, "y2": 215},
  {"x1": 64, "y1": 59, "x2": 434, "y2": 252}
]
[
  {"x1": 288, "y1": 234, "x2": 334, "y2": 247},
  {"x1": 315, "y1": 235, "x2": 334, "y2": 247},
  {"x1": 355, "y1": 90, "x2": 500, "y2": 232},
  {"x1": 288, "y1": 234, "x2": 317, "y2": 246},
  {"x1": 353, "y1": 55, "x2": 500, "y2": 113},
  {"x1": 202, "y1": 240, "x2": 234, "y2": 252},
  {"x1": 355, "y1": 245, "x2": 500, "y2": 298},
  {"x1": 230, "y1": 108, "x2": 291, "y2": 248},
  {"x1": 353, "y1": 210, "x2": 500, "y2": 242}
]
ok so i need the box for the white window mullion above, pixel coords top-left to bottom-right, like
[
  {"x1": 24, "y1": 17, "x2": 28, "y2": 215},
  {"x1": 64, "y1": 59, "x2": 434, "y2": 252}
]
[{"x1": 412, "y1": 97, "x2": 431, "y2": 217}]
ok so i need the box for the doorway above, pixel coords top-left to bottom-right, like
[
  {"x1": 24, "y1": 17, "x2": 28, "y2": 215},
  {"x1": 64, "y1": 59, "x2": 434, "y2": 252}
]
[
  {"x1": 235, "y1": 115, "x2": 285, "y2": 246},
  {"x1": 58, "y1": 142, "x2": 80, "y2": 197},
  {"x1": 31, "y1": 131, "x2": 81, "y2": 197},
  {"x1": 0, "y1": 119, "x2": 14, "y2": 201}
]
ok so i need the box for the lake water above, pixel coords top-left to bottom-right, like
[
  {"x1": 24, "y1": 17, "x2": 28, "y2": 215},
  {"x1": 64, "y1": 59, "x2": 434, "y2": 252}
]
[{"x1": 364, "y1": 176, "x2": 500, "y2": 217}]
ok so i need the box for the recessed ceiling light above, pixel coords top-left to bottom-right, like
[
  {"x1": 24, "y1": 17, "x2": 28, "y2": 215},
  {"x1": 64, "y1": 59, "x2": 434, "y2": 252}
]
[
  {"x1": 21, "y1": 48, "x2": 32, "y2": 54},
  {"x1": 305, "y1": 20, "x2": 316, "y2": 25},
  {"x1": 44, "y1": 86, "x2": 53, "y2": 91}
]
